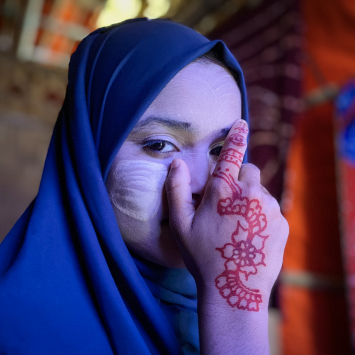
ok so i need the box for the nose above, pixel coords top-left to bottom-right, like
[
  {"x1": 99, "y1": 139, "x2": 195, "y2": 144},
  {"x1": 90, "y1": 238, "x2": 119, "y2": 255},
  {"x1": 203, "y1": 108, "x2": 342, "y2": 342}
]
[{"x1": 184, "y1": 155, "x2": 211, "y2": 210}]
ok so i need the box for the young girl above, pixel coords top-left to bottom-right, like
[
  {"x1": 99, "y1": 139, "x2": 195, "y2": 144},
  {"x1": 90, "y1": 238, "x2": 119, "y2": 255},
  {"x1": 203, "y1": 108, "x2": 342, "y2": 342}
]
[{"x1": 0, "y1": 18, "x2": 288, "y2": 354}]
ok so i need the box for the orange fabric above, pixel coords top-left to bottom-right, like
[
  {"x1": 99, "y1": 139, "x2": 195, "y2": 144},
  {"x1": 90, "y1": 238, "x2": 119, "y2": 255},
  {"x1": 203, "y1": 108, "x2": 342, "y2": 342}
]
[
  {"x1": 35, "y1": 0, "x2": 98, "y2": 63},
  {"x1": 282, "y1": 103, "x2": 343, "y2": 275},
  {"x1": 282, "y1": 287, "x2": 351, "y2": 355},
  {"x1": 302, "y1": 0, "x2": 355, "y2": 90},
  {"x1": 281, "y1": 0, "x2": 355, "y2": 353},
  {"x1": 281, "y1": 104, "x2": 352, "y2": 354}
]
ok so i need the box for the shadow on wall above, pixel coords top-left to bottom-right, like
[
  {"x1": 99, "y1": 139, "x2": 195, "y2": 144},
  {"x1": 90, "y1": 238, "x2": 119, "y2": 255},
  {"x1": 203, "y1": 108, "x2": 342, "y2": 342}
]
[{"x1": 0, "y1": 53, "x2": 66, "y2": 242}]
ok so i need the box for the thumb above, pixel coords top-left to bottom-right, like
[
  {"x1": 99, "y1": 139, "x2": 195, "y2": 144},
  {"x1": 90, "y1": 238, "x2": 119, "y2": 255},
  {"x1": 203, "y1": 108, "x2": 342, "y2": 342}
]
[{"x1": 165, "y1": 159, "x2": 195, "y2": 239}]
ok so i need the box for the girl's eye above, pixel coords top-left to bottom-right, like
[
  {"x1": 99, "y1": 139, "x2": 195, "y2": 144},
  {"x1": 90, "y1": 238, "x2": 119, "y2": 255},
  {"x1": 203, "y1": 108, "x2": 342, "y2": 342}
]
[
  {"x1": 143, "y1": 140, "x2": 176, "y2": 153},
  {"x1": 210, "y1": 146, "x2": 223, "y2": 156},
  {"x1": 209, "y1": 141, "x2": 225, "y2": 156},
  {"x1": 142, "y1": 140, "x2": 224, "y2": 156}
]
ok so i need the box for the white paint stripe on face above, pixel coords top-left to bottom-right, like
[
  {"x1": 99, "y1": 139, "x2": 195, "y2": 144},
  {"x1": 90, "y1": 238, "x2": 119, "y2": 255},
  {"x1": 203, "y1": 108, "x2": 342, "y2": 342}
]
[{"x1": 108, "y1": 160, "x2": 168, "y2": 221}]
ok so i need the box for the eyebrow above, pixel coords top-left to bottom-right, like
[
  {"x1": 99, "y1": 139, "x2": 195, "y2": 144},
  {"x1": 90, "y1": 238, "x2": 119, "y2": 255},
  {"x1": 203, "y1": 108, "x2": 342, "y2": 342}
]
[
  {"x1": 129, "y1": 116, "x2": 192, "y2": 135},
  {"x1": 129, "y1": 116, "x2": 232, "y2": 138}
]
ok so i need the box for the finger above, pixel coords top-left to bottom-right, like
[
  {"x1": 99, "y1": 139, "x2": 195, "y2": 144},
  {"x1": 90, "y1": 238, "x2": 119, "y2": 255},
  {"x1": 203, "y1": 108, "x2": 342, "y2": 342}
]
[
  {"x1": 238, "y1": 163, "x2": 261, "y2": 185},
  {"x1": 212, "y1": 120, "x2": 249, "y2": 186},
  {"x1": 165, "y1": 159, "x2": 195, "y2": 239}
]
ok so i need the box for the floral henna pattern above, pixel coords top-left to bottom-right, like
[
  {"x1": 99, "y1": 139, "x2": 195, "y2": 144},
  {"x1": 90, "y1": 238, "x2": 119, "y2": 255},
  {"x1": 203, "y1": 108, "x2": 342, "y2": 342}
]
[
  {"x1": 213, "y1": 170, "x2": 268, "y2": 312},
  {"x1": 215, "y1": 272, "x2": 262, "y2": 311}
]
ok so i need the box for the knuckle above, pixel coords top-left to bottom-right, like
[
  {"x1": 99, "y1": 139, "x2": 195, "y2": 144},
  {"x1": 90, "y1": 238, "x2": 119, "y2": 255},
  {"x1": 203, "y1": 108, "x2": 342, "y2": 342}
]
[
  {"x1": 245, "y1": 182, "x2": 260, "y2": 197},
  {"x1": 282, "y1": 216, "x2": 290, "y2": 236},
  {"x1": 240, "y1": 164, "x2": 261, "y2": 185},
  {"x1": 268, "y1": 195, "x2": 281, "y2": 211},
  {"x1": 241, "y1": 163, "x2": 260, "y2": 175},
  {"x1": 210, "y1": 184, "x2": 230, "y2": 202},
  {"x1": 220, "y1": 183, "x2": 235, "y2": 195},
  {"x1": 209, "y1": 175, "x2": 236, "y2": 195},
  {"x1": 276, "y1": 217, "x2": 289, "y2": 249}
]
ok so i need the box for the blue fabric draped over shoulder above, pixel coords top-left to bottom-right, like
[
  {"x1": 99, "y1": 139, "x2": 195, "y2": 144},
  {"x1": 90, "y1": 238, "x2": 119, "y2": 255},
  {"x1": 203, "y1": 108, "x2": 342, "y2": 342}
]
[{"x1": 0, "y1": 18, "x2": 248, "y2": 354}]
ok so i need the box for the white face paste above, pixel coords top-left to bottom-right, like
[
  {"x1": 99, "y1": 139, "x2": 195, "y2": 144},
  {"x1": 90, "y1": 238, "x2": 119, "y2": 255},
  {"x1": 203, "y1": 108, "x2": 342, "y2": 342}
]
[{"x1": 108, "y1": 160, "x2": 168, "y2": 221}]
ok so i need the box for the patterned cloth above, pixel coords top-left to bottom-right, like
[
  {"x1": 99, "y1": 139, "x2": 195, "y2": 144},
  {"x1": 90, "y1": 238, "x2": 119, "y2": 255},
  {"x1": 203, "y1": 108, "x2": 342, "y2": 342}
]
[{"x1": 208, "y1": 0, "x2": 302, "y2": 203}]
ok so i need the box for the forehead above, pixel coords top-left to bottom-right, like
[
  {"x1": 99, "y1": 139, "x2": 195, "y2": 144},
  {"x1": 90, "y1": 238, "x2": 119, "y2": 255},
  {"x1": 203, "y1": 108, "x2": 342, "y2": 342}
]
[{"x1": 136, "y1": 62, "x2": 242, "y2": 137}]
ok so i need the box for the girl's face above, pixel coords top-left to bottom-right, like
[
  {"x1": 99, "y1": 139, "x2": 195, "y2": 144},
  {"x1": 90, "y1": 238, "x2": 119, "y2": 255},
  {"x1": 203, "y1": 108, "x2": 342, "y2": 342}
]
[{"x1": 106, "y1": 61, "x2": 242, "y2": 268}]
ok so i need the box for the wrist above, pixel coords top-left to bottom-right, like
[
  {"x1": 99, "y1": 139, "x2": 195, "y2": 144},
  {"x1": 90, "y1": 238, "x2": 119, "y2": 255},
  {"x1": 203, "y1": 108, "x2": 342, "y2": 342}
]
[
  {"x1": 196, "y1": 277, "x2": 271, "y2": 314},
  {"x1": 197, "y1": 284, "x2": 269, "y2": 355}
]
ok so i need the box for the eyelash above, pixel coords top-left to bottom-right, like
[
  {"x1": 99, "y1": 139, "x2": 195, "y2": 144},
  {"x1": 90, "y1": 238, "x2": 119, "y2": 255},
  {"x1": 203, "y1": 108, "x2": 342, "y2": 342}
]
[{"x1": 142, "y1": 140, "x2": 224, "y2": 156}]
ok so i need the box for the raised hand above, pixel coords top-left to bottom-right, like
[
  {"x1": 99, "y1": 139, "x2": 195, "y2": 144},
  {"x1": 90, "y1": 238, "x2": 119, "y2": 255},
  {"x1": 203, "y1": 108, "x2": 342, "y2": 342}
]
[
  {"x1": 165, "y1": 119, "x2": 288, "y2": 313},
  {"x1": 213, "y1": 122, "x2": 269, "y2": 312}
]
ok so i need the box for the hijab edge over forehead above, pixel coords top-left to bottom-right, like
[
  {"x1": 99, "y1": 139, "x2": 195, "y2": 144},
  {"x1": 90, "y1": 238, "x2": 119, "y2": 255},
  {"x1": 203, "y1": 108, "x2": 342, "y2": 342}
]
[{"x1": 102, "y1": 40, "x2": 248, "y2": 179}]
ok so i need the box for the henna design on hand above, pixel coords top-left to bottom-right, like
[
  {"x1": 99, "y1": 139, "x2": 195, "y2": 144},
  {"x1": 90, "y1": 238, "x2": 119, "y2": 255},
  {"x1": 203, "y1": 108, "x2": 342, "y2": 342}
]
[
  {"x1": 235, "y1": 125, "x2": 248, "y2": 134},
  {"x1": 217, "y1": 128, "x2": 246, "y2": 168},
  {"x1": 217, "y1": 148, "x2": 244, "y2": 169},
  {"x1": 229, "y1": 133, "x2": 247, "y2": 147},
  {"x1": 213, "y1": 169, "x2": 268, "y2": 312}
]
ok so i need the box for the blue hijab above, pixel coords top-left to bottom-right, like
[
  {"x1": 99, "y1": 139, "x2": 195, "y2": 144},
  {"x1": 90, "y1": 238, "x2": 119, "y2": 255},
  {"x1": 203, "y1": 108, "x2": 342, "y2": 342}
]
[{"x1": 0, "y1": 18, "x2": 248, "y2": 354}]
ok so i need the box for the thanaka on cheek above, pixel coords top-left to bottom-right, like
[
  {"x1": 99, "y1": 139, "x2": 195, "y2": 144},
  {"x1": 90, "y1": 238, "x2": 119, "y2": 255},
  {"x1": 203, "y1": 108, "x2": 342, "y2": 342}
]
[{"x1": 108, "y1": 160, "x2": 168, "y2": 221}]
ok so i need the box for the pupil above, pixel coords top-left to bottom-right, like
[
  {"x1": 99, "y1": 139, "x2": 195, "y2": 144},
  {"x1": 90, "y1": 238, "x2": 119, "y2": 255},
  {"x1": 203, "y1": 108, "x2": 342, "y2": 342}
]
[
  {"x1": 211, "y1": 146, "x2": 223, "y2": 156},
  {"x1": 152, "y1": 142, "x2": 165, "y2": 151}
]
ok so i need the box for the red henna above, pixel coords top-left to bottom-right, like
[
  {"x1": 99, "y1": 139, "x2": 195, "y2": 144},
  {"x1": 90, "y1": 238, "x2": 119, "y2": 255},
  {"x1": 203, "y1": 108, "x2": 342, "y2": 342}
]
[
  {"x1": 214, "y1": 173, "x2": 269, "y2": 312},
  {"x1": 229, "y1": 133, "x2": 246, "y2": 147},
  {"x1": 215, "y1": 272, "x2": 262, "y2": 311},
  {"x1": 217, "y1": 148, "x2": 243, "y2": 168},
  {"x1": 212, "y1": 172, "x2": 242, "y2": 200},
  {"x1": 235, "y1": 125, "x2": 248, "y2": 134}
]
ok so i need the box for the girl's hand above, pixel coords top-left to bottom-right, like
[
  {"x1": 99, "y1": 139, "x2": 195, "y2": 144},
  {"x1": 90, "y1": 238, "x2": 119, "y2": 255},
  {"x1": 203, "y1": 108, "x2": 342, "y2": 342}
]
[{"x1": 165, "y1": 119, "x2": 288, "y2": 312}]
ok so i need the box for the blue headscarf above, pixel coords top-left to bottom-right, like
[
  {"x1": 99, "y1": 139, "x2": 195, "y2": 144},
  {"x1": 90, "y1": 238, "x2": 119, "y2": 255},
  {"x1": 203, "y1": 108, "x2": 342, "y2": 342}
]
[{"x1": 0, "y1": 18, "x2": 248, "y2": 354}]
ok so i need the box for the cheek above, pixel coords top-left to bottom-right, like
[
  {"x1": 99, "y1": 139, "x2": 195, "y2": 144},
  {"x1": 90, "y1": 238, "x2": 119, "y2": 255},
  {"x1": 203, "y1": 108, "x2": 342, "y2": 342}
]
[{"x1": 107, "y1": 160, "x2": 168, "y2": 222}]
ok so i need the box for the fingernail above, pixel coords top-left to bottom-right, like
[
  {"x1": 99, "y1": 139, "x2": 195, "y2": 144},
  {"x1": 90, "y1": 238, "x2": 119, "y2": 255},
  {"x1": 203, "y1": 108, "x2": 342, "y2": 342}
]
[{"x1": 171, "y1": 159, "x2": 180, "y2": 169}]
